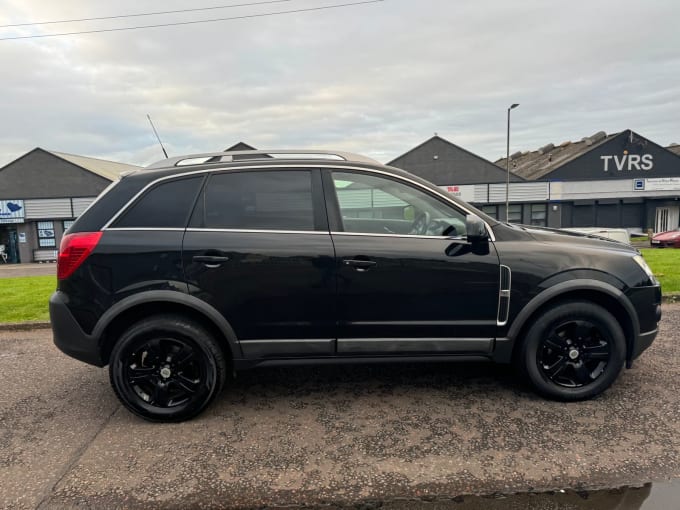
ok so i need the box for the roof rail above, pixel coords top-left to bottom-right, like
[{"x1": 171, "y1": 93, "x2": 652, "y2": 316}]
[{"x1": 146, "y1": 150, "x2": 380, "y2": 169}]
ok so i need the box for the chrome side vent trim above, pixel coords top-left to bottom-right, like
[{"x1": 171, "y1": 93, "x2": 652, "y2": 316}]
[{"x1": 497, "y1": 265, "x2": 511, "y2": 326}]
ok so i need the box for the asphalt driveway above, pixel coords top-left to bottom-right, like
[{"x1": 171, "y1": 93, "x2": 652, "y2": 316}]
[
  {"x1": 1, "y1": 305, "x2": 680, "y2": 509},
  {"x1": 0, "y1": 263, "x2": 56, "y2": 278}
]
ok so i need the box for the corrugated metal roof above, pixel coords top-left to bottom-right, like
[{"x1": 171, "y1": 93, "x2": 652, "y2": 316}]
[
  {"x1": 49, "y1": 151, "x2": 141, "y2": 181},
  {"x1": 495, "y1": 132, "x2": 618, "y2": 180}
]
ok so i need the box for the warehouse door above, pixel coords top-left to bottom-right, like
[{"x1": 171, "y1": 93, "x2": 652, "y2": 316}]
[{"x1": 655, "y1": 206, "x2": 679, "y2": 233}]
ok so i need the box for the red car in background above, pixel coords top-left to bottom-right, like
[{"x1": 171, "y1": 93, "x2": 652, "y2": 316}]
[{"x1": 651, "y1": 228, "x2": 680, "y2": 248}]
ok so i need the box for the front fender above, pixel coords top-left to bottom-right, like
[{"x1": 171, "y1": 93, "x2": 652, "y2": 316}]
[{"x1": 493, "y1": 278, "x2": 639, "y2": 363}]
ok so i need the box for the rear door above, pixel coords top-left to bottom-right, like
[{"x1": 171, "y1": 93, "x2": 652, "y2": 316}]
[
  {"x1": 182, "y1": 168, "x2": 337, "y2": 359},
  {"x1": 324, "y1": 169, "x2": 500, "y2": 355}
]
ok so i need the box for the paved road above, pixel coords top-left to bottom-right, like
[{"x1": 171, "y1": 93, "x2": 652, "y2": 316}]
[
  {"x1": 0, "y1": 263, "x2": 56, "y2": 278},
  {"x1": 2, "y1": 305, "x2": 680, "y2": 509}
]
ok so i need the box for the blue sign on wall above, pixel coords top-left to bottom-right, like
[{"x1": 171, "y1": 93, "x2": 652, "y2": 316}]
[
  {"x1": 0, "y1": 199, "x2": 25, "y2": 223},
  {"x1": 633, "y1": 179, "x2": 645, "y2": 191}
]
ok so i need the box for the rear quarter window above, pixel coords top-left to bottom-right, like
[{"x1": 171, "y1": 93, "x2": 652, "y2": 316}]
[{"x1": 113, "y1": 176, "x2": 204, "y2": 228}]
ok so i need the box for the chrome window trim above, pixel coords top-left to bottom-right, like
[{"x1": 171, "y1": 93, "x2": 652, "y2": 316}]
[
  {"x1": 186, "y1": 228, "x2": 328, "y2": 235},
  {"x1": 104, "y1": 227, "x2": 186, "y2": 232},
  {"x1": 330, "y1": 231, "x2": 466, "y2": 241},
  {"x1": 100, "y1": 163, "x2": 496, "y2": 242}
]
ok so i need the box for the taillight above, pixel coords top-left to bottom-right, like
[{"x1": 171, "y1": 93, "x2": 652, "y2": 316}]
[{"x1": 57, "y1": 232, "x2": 103, "y2": 280}]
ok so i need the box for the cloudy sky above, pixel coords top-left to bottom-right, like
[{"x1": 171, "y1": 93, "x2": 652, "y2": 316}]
[{"x1": 0, "y1": 0, "x2": 678, "y2": 168}]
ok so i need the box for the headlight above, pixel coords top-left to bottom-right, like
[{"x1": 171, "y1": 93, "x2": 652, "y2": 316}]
[{"x1": 633, "y1": 255, "x2": 657, "y2": 284}]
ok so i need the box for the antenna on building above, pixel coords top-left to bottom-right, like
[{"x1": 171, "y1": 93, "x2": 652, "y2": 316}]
[{"x1": 147, "y1": 114, "x2": 168, "y2": 159}]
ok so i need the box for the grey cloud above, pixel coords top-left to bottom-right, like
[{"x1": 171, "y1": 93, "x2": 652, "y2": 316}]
[{"x1": 1, "y1": 0, "x2": 679, "y2": 168}]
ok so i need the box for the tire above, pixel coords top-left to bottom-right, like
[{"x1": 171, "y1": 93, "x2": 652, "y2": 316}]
[
  {"x1": 517, "y1": 301, "x2": 625, "y2": 401},
  {"x1": 109, "y1": 314, "x2": 227, "y2": 422}
]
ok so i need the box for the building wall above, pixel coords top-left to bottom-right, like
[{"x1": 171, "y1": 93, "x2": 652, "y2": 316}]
[{"x1": 543, "y1": 131, "x2": 680, "y2": 181}]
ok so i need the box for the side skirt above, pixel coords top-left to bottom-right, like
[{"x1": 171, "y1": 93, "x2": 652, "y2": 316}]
[{"x1": 233, "y1": 354, "x2": 494, "y2": 371}]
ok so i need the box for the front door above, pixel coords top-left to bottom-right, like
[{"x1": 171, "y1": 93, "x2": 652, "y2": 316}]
[
  {"x1": 324, "y1": 169, "x2": 500, "y2": 355},
  {"x1": 655, "y1": 206, "x2": 679, "y2": 233}
]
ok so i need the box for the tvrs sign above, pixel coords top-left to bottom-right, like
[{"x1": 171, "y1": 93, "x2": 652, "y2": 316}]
[{"x1": 601, "y1": 154, "x2": 653, "y2": 172}]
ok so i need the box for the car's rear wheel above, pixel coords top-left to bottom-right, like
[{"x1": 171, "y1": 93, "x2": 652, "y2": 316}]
[
  {"x1": 518, "y1": 301, "x2": 625, "y2": 401},
  {"x1": 109, "y1": 315, "x2": 227, "y2": 422}
]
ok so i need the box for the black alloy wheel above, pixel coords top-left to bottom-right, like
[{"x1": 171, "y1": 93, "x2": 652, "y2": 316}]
[
  {"x1": 538, "y1": 319, "x2": 611, "y2": 388},
  {"x1": 109, "y1": 315, "x2": 227, "y2": 422},
  {"x1": 518, "y1": 301, "x2": 625, "y2": 401}
]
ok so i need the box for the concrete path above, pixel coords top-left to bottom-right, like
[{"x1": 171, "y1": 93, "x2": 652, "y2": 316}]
[
  {"x1": 1, "y1": 305, "x2": 680, "y2": 509},
  {"x1": 0, "y1": 263, "x2": 56, "y2": 278}
]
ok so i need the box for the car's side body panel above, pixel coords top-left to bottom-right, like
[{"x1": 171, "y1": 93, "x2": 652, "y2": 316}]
[{"x1": 51, "y1": 157, "x2": 661, "y2": 375}]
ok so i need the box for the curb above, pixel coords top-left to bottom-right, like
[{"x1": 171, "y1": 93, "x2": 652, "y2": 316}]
[
  {"x1": 0, "y1": 321, "x2": 51, "y2": 331},
  {"x1": 663, "y1": 294, "x2": 680, "y2": 304}
]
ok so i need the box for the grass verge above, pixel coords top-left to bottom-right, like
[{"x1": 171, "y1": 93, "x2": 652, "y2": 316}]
[
  {"x1": 0, "y1": 275, "x2": 55, "y2": 323},
  {"x1": 640, "y1": 248, "x2": 680, "y2": 294},
  {"x1": 0, "y1": 252, "x2": 677, "y2": 325}
]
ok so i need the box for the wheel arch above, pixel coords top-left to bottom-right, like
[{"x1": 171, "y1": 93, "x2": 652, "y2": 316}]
[
  {"x1": 504, "y1": 280, "x2": 639, "y2": 364},
  {"x1": 94, "y1": 291, "x2": 242, "y2": 365}
]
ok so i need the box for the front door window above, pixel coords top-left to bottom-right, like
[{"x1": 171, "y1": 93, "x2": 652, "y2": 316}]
[{"x1": 332, "y1": 172, "x2": 467, "y2": 237}]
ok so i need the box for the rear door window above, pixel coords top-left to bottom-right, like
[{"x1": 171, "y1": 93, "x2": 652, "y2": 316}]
[{"x1": 195, "y1": 170, "x2": 317, "y2": 231}]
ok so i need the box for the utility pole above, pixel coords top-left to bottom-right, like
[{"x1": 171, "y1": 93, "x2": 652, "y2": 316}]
[{"x1": 506, "y1": 103, "x2": 519, "y2": 222}]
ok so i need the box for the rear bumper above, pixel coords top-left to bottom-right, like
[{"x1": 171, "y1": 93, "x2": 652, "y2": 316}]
[{"x1": 50, "y1": 291, "x2": 104, "y2": 367}]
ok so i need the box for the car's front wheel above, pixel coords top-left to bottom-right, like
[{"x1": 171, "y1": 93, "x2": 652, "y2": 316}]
[
  {"x1": 518, "y1": 301, "x2": 626, "y2": 401},
  {"x1": 109, "y1": 315, "x2": 227, "y2": 422}
]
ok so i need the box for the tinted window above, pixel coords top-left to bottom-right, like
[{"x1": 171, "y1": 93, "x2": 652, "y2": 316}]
[
  {"x1": 481, "y1": 205, "x2": 498, "y2": 220},
  {"x1": 332, "y1": 172, "x2": 467, "y2": 237},
  {"x1": 530, "y1": 203, "x2": 547, "y2": 226},
  {"x1": 114, "y1": 176, "x2": 203, "y2": 228},
  {"x1": 201, "y1": 171, "x2": 314, "y2": 231},
  {"x1": 507, "y1": 204, "x2": 522, "y2": 223}
]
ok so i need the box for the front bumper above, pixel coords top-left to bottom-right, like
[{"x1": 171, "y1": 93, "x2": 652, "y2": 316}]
[
  {"x1": 50, "y1": 291, "x2": 104, "y2": 366},
  {"x1": 627, "y1": 284, "x2": 662, "y2": 361},
  {"x1": 650, "y1": 239, "x2": 680, "y2": 248}
]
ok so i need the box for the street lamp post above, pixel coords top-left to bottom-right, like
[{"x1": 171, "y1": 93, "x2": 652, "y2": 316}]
[{"x1": 506, "y1": 103, "x2": 519, "y2": 222}]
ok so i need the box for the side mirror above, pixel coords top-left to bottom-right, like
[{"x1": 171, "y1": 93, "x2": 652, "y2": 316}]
[{"x1": 466, "y1": 214, "x2": 489, "y2": 245}]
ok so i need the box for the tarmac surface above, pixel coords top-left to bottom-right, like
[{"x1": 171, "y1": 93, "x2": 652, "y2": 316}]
[
  {"x1": 0, "y1": 263, "x2": 56, "y2": 278},
  {"x1": 1, "y1": 305, "x2": 680, "y2": 509}
]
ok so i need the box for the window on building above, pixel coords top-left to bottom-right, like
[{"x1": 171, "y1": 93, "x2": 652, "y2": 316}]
[
  {"x1": 481, "y1": 205, "x2": 498, "y2": 220},
  {"x1": 63, "y1": 220, "x2": 75, "y2": 232},
  {"x1": 37, "y1": 221, "x2": 56, "y2": 247},
  {"x1": 530, "y1": 204, "x2": 547, "y2": 227},
  {"x1": 508, "y1": 204, "x2": 523, "y2": 224},
  {"x1": 201, "y1": 171, "x2": 315, "y2": 231},
  {"x1": 114, "y1": 176, "x2": 204, "y2": 229}
]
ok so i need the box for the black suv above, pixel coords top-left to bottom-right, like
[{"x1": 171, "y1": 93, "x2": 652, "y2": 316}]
[{"x1": 50, "y1": 150, "x2": 662, "y2": 422}]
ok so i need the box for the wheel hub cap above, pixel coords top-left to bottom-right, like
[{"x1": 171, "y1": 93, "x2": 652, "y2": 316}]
[
  {"x1": 568, "y1": 349, "x2": 579, "y2": 360},
  {"x1": 160, "y1": 366, "x2": 172, "y2": 379}
]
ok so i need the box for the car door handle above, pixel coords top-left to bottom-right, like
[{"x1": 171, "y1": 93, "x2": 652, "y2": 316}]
[
  {"x1": 193, "y1": 255, "x2": 230, "y2": 267},
  {"x1": 343, "y1": 259, "x2": 377, "y2": 271}
]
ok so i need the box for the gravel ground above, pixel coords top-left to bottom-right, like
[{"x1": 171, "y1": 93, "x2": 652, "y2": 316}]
[{"x1": 1, "y1": 304, "x2": 679, "y2": 509}]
